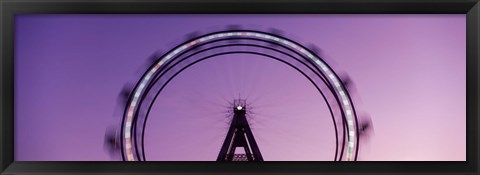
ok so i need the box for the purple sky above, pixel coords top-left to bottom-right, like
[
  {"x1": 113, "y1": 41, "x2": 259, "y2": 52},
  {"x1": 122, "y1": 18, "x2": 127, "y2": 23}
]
[{"x1": 14, "y1": 14, "x2": 466, "y2": 161}]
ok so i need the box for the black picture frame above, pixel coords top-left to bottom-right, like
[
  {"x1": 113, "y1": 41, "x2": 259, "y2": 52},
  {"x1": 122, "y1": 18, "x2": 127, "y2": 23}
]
[{"x1": 1, "y1": 0, "x2": 478, "y2": 174}]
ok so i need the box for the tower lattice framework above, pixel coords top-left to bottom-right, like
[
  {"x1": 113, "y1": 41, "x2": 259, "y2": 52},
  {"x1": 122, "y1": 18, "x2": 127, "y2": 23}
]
[{"x1": 217, "y1": 99, "x2": 263, "y2": 161}]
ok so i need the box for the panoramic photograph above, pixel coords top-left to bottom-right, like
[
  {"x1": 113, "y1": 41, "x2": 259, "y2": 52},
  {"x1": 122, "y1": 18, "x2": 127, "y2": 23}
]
[{"x1": 14, "y1": 14, "x2": 465, "y2": 161}]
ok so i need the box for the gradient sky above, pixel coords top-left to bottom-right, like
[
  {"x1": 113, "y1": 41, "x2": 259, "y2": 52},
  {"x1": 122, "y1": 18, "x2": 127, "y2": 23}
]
[{"x1": 14, "y1": 14, "x2": 466, "y2": 161}]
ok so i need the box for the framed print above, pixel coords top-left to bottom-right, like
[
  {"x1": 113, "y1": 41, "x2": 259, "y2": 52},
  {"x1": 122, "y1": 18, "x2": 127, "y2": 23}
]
[{"x1": 1, "y1": 0, "x2": 479, "y2": 174}]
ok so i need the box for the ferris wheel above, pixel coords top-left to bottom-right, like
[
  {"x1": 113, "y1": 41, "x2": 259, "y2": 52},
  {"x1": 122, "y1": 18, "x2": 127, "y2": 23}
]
[{"x1": 108, "y1": 30, "x2": 362, "y2": 161}]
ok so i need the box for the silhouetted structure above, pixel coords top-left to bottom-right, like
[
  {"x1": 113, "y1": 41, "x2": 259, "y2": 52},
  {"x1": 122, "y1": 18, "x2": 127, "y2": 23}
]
[{"x1": 217, "y1": 99, "x2": 263, "y2": 161}]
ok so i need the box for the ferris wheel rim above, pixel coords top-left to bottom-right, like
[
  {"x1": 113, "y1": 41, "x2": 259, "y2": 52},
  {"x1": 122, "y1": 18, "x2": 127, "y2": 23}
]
[{"x1": 121, "y1": 30, "x2": 360, "y2": 161}]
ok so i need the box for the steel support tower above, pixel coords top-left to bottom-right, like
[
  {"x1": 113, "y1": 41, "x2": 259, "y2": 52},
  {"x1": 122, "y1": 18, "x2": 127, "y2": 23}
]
[{"x1": 217, "y1": 100, "x2": 263, "y2": 161}]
